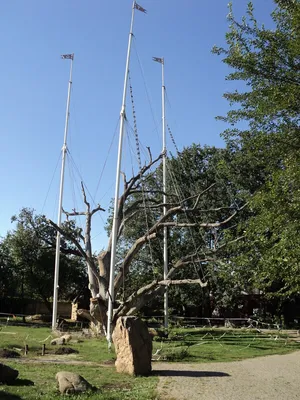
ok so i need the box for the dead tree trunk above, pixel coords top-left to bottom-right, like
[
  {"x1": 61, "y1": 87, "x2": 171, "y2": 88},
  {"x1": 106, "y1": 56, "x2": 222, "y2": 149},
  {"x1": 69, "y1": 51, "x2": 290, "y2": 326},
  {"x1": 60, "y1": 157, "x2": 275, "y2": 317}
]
[{"x1": 48, "y1": 152, "x2": 245, "y2": 335}]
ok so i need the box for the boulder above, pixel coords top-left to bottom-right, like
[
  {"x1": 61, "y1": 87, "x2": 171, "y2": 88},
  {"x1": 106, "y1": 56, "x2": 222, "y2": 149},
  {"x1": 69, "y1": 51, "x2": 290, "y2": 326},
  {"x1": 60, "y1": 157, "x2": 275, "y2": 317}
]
[
  {"x1": 55, "y1": 371, "x2": 93, "y2": 395},
  {"x1": 112, "y1": 316, "x2": 152, "y2": 376},
  {"x1": 51, "y1": 334, "x2": 72, "y2": 345},
  {"x1": 0, "y1": 363, "x2": 19, "y2": 384}
]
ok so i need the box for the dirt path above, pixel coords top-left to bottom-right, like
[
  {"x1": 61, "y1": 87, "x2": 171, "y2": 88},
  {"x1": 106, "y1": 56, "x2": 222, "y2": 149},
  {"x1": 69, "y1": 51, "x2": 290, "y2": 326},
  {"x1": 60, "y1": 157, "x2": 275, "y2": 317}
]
[{"x1": 153, "y1": 351, "x2": 300, "y2": 400}]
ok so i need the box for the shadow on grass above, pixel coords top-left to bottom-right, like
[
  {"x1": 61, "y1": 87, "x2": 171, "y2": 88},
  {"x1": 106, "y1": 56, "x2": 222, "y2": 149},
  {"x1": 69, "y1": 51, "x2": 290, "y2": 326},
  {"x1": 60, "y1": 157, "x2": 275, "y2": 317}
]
[
  {"x1": 0, "y1": 392, "x2": 23, "y2": 399},
  {"x1": 153, "y1": 370, "x2": 230, "y2": 377},
  {"x1": 8, "y1": 379, "x2": 34, "y2": 386}
]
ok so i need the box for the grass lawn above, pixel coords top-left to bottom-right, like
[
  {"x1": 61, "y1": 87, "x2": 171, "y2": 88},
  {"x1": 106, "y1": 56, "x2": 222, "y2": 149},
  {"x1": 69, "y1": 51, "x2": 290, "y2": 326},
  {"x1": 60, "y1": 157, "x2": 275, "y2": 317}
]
[
  {"x1": 152, "y1": 327, "x2": 300, "y2": 362},
  {"x1": 0, "y1": 323, "x2": 300, "y2": 399},
  {"x1": 0, "y1": 324, "x2": 157, "y2": 400}
]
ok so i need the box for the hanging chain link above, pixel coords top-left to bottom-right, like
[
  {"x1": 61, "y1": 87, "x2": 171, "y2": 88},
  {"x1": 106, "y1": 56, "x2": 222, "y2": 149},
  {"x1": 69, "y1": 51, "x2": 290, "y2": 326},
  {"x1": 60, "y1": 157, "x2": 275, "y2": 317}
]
[
  {"x1": 128, "y1": 73, "x2": 156, "y2": 277},
  {"x1": 167, "y1": 124, "x2": 180, "y2": 156},
  {"x1": 166, "y1": 123, "x2": 209, "y2": 285},
  {"x1": 129, "y1": 73, "x2": 142, "y2": 170}
]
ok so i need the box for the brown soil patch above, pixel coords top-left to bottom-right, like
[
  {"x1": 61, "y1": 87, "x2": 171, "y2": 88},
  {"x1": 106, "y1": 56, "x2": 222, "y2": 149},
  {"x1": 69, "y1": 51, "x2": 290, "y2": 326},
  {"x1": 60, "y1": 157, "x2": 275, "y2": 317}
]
[{"x1": 54, "y1": 347, "x2": 79, "y2": 355}]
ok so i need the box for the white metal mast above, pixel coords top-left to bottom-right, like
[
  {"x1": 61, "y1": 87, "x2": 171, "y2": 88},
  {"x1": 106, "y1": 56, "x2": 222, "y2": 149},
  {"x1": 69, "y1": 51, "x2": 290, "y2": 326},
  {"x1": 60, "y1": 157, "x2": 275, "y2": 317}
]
[
  {"x1": 106, "y1": 1, "x2": 146, "y2": 346},
  {"x1": 153, "y1": 56, "x2": 168, "y2": 330},
  {"x1": 52, "y1": 53, "x2": 74, "y2": 331}
]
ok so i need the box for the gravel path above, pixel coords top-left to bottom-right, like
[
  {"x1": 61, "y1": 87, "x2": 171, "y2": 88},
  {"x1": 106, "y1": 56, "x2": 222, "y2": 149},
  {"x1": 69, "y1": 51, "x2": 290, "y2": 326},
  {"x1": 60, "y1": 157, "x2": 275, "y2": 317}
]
[{"x1": 153, "y1": 351, "x2": 300, "y2": 400}]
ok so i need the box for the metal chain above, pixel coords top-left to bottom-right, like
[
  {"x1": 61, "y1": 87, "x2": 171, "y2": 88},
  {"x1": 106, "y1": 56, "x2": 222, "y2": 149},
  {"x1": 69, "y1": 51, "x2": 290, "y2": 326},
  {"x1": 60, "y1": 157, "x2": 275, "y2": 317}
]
[
  {"x1": 129, "y1": 74, "x2": 142, "y2": 169},
  {"x1": 128, "y1": 73, "x2": 156, "y2": 277},
  {"x1": 166, "y1": 124, "x2": 209, "y2": 284},
  {"x1": 167, "y1": 124, "x2": 180, "y2": 156}
]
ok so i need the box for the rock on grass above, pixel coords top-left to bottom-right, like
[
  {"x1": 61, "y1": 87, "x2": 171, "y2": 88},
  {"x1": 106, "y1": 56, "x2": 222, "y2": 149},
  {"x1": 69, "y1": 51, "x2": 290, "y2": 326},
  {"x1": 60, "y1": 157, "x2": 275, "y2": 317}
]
[{"x1": 56, "y1": 371, "x2": 95, "y2": 395}]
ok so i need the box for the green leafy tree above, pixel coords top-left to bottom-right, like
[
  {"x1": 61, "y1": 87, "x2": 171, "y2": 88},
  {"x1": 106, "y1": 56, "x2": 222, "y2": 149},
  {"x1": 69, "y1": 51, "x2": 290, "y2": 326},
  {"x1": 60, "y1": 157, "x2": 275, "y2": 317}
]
[
  {"x1": 2, "y1": 208, "x2": 87, "y2": 311},
  {"x1": 213, "y1": 0, "x2": 300, "y2": 314},
  {"x1": 0, "y1": 238, "x2": 18, "y2": 297}
]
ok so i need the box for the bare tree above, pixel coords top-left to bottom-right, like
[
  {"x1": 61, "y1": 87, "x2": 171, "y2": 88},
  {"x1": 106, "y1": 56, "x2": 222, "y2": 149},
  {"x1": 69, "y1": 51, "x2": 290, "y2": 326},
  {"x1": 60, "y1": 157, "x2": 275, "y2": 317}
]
[{"x1": 49, "y1": 151, "x2": 244, "y2": 333}]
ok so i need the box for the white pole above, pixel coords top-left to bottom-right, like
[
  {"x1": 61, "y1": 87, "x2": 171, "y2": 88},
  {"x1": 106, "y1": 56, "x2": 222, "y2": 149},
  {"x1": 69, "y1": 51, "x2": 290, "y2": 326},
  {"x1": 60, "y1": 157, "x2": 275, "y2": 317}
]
[
  {"x1": 161, "y1": 59, "x2": 168, "y2": 330},
  {"x1": 153, "y1": 56, "x2": 168, "y2": 330},
  {"x1": 106, "y1": 2, "x2": 136, "y2": 347},
  {"x1": 52, "y1": 54, "x2": 74, "y2": 331}
]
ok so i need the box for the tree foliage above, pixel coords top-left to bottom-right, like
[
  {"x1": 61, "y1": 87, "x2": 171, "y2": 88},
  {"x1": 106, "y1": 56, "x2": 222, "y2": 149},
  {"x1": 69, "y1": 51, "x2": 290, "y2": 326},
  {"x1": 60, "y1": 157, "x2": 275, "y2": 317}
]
[
  {"x1": 0, "y1": 208, "x2": 87, "y2": 310},
  {"x1": 213, "y1": 0, "x2": 300, "y2": 301}
]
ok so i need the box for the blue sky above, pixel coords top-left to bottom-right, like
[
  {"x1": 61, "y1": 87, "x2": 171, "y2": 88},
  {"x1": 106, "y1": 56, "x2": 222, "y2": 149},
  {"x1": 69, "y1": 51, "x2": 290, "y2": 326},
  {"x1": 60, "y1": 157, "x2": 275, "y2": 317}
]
[{"x1": 0, "y1": 0, "x2": 275, "y2": 251}]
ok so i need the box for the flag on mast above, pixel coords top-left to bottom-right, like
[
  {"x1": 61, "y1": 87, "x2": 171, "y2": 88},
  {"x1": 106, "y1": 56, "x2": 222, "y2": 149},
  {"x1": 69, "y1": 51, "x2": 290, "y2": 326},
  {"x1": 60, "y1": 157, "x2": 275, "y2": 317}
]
[
  {"x1": 153, "y1": 57, "x2": 164, "y2": 64},
  {"x1": 61, "y1": 54, "x2": 74, "y2": 60},
  {"x1": 134, "y1": 2, "x2": 147, "y2": 13}
]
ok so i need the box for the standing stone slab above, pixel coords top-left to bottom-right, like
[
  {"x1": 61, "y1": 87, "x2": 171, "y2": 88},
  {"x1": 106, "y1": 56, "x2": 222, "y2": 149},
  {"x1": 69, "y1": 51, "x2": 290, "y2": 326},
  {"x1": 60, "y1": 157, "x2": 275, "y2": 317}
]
[{"x1": 112, "y1": 316, "x2": 152, "y2": 376}]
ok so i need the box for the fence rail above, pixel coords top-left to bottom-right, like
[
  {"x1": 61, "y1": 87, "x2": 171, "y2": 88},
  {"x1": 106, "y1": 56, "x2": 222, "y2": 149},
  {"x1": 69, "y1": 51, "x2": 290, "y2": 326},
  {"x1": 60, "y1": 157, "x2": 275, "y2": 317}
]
[{"x1": 143, "y1": 315, "x2": 282, "y2": 330}]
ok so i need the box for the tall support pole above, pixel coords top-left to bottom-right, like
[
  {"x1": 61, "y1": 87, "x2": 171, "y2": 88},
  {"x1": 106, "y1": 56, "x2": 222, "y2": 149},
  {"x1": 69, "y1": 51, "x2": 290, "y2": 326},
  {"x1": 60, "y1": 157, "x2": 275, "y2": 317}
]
[
  {"x1": 161, "y1": 59, "x2": 168, "y2": 330},
  {"x1": 106, "y1": 1, "x2": 137, "y2": 347},
  {"x1": 153, "y1": 56, "x2": 168, "y2": 330},
  {"x1": 52, "y1": 54, "x2": 74, "y2": 331}
]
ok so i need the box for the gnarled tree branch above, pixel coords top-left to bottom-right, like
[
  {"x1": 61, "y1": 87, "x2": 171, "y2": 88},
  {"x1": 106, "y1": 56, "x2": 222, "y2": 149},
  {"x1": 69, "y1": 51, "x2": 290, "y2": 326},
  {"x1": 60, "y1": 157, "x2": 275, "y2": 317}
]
[
  {"x1": 114, "y1": 232, "x2": 157, "y2": 294},
  {"x1": 48, "y1": 219, "x2": 87, "y2": 261},
  {"x1": 158, "y1": 278, "x2": 208, "y2": 287}
]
